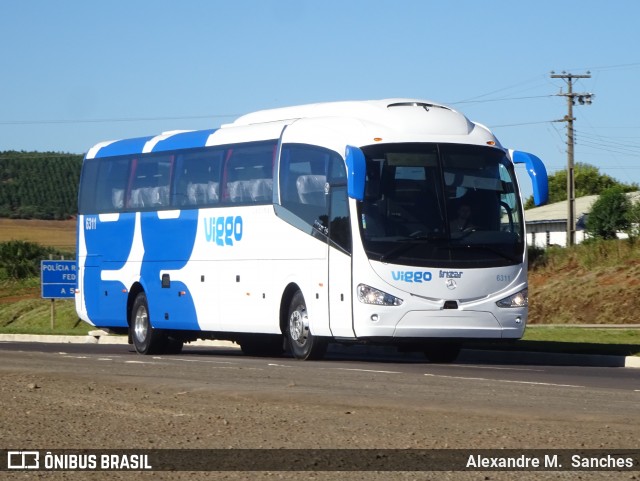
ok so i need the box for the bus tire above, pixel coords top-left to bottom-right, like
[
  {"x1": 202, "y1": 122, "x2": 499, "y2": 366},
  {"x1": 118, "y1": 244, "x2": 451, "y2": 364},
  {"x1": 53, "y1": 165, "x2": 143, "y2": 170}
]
[
  {"x1": 130, "y1": 292, "x2": 164, "y2": 355},
  {"x1": 164, "y1": 336, "x2": 184, "y2": 355},
  {"x1": 423, "y1": 343, "x2": 461, "y2": 363},
  {"x1": 286, "y1": 290, "x2": 327, "y2": 360}
]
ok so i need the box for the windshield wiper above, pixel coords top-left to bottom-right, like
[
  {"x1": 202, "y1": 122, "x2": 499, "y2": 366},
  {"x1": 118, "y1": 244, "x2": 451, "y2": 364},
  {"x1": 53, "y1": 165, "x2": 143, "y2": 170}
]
[{"x1": 448, "y1": 243, "x2": 521, "y2": 264}]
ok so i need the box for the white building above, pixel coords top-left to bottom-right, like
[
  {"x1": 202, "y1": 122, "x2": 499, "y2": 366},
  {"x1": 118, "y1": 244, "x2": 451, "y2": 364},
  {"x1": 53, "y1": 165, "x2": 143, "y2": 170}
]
[{"x1": 524, "y1": 192, "x2": 640, "y2": 248}]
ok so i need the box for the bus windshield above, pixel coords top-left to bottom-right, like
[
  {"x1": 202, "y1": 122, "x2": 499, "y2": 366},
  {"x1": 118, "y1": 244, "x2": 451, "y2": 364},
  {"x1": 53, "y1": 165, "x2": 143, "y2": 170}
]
[{"x1": 358, "y1": 143, "x2": 524, "y2": 268}]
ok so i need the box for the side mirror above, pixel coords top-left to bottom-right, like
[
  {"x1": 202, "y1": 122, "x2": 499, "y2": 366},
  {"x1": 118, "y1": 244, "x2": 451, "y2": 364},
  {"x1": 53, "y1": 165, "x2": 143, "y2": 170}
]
[
  {"x1": 345, "y1": 145, "x2": 366, "y2": 201},
  {"x1": 511, "y1": 150, "x2": 549, "y2": 206}
]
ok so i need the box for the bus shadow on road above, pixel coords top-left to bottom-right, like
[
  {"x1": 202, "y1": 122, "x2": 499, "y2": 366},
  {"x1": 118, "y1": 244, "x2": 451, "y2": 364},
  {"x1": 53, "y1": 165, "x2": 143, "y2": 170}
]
[{"x1": 180, "y1": 341, "x2": 637, "y2": 368}]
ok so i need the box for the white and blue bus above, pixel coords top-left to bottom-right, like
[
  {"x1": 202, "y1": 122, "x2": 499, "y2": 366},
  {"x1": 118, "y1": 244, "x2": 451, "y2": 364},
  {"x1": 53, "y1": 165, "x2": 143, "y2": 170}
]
[{"x1": 76, "y1": 99, "x2": 548, "y2": 361}]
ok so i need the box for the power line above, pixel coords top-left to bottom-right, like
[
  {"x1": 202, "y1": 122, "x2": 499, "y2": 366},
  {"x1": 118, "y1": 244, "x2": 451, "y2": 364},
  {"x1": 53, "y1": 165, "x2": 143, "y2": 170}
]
[
  {"x1": 573, "y1": 129, "x2": 640, "y2": 148},
  {"x1": 2, "y1": 93, "x2": 557, "y2": 126},
  {"x1": 577, "y1": 137, "x2": 640, "y2": 152},
  {"x1": 450, "y1": 94, "x2": 553, "y2": 105},
  {"x1": 571, "y1": 127, "x2": 640, "y2": 161},
  {"x1": 490, "y1": 120, "x2": 554, "y2": 128},
  {"x1": 566, "y1": 61, "x2": 640, "y2": 72},
  {"x1": 451, "y1": 75, "x2": 547, "y2": 103},
  {"x1": 0, "y1": 114, "x2": 240, "y2": 126},
  {"x1": 577, "y1": 139, "x2": 640, "y2": 157}
]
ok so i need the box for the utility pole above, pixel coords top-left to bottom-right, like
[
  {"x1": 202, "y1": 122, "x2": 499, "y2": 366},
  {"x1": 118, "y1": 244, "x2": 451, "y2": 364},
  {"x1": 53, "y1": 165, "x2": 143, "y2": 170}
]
[{"x1": 550, "y1": 71, "x2": 594, "y2": 247}]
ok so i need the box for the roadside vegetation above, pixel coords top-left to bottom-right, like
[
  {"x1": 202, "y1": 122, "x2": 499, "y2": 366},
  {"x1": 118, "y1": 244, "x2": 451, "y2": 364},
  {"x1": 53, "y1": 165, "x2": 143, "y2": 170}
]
[
  {"x1": 528, "y1": 238, "x2": 640, "y2": 326},
  {"x1": 0, "y1": 151, "x2": 82, "y2": 220},
  {"x1": 0, "y1": 240, "x2": 74, "y2": 279},
  {"x1": 524, "y1": 326, "x2": 640, "y2": 345},
  {"x1": 523, "y1": 162, "x2": 638, "y2": 209},
  {"x1": 0, "y1": 240, "x2": 87, "y2": 335},
  {"x1": 0, "y1": 294, "x2": 89, "y2": 335}
]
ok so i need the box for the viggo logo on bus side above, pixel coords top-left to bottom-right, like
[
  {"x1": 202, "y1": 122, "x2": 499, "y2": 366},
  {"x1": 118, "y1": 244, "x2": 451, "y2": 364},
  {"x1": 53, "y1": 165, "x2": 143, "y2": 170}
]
[{"x1": 203, "y1": 216, "x2": 243, "y2": 246}]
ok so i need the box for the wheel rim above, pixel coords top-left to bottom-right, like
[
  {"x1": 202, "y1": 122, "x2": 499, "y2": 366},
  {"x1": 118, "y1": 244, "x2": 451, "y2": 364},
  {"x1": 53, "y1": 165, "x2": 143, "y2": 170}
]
[
  {"x1": 134, "y1": 305, "x2": 148, "y2": 343},
  {"x1": 289, "y1": 305, "x2": 309, "y2": 347}
]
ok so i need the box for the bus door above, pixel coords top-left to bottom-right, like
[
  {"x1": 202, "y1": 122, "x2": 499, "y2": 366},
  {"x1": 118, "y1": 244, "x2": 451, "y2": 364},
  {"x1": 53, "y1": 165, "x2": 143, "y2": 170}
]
[
  {"x1": 327, "y1": 175, "x2": 355, "y2": 339},
  {"x1": 278, "y1": 120, "x2": 356, "y2": 338}
]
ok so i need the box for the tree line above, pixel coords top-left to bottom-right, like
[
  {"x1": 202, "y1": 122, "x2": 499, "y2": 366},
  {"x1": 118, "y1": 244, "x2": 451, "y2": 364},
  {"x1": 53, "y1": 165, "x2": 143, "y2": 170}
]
[
  {"x1": 0, "y1": 151, "x2": 83, "y2": 219},
  {"x1": 524, "y1": 162, "x2": 638, "y2": 209},
  {"x1": 0, "y1": 240, "x2": 73, "y2": 279},
  {"x1": 586, "y1": 187, "x2": 640, "y2": 240},
  {"x1": 523, "y1": 162, "x2": 640, "y2": 241}
]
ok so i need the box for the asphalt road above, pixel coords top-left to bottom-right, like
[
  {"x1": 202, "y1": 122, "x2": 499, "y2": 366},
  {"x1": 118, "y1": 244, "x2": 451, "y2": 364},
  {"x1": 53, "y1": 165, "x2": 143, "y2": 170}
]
[
  {"x1": 1, "y1": 341, "x2": 638, "y2": 480},
  {"x1": 1, "y1": 340, "x2": 639, "y2": 393}
]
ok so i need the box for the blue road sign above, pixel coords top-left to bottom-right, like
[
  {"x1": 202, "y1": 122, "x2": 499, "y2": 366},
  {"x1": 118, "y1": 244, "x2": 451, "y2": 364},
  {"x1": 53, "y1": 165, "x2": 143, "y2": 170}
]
[{"x1": 41, "y1": 260, "x2": 77, "y2": 299}]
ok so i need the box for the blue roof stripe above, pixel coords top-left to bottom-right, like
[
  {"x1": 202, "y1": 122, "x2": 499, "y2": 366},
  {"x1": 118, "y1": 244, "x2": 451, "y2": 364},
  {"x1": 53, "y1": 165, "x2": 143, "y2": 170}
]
[
  {"x1": 151, "y1": 129, "x2": 218, "y2": 153},
  {"x1": 94, "y1": 136, "x2": 155, "y2": 158}
]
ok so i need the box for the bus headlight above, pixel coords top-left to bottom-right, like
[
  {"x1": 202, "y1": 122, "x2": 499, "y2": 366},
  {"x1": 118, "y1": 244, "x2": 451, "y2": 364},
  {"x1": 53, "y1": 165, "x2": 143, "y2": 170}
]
[
  {"x1": 357, "y1": 284, "x2": 403, "y2": 306},
  {"x1": 496, "y1": 288, "x2": 528, "y2": 308}
]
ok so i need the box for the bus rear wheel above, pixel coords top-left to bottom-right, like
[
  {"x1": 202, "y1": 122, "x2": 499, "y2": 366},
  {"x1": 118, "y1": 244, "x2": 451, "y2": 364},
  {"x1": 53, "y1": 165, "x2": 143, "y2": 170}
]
[
  {"x1": 131, "y1": 292, "x2": 165, "y2": 355},
  {"x1": 286, "y1": 291, "x2": 327, "y2": 360}
]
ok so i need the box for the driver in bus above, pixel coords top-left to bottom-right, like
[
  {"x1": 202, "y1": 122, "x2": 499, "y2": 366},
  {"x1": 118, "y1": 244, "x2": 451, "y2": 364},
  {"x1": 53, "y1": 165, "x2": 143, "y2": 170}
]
[{"x1": 450, "y1": 203, "x2": 475, "y2": 235}]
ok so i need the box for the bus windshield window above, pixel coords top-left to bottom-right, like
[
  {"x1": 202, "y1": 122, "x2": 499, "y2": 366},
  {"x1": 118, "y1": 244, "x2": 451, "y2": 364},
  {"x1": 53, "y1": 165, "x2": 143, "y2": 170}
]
[{"x1": 358, "y1": 143, "x2": 524, "y2": 268}]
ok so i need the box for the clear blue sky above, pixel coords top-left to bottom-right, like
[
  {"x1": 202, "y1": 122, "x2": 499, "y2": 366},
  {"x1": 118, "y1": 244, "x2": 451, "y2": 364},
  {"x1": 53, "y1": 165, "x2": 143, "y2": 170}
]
[{"x1": 2, "y1": 0, "x2": 640, "y2": 200}]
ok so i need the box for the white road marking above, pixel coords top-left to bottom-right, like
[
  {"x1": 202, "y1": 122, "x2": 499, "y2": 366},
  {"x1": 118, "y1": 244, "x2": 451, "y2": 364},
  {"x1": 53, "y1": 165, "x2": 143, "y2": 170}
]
[
  {"x1": 445, "y1": 365, "x2": 545, "y2": 372},
  {"x1": 157, "y1": 357, "x2": 236, "y2": 365},
  {"x1": 97, "y1": 358, "x2": 112, "y2": 361},
  {"x1": 424, "y1": 373, "x2": 584, "y2": 388},
  {"x1": 333, "y1": 368, "x2": 402, "y2": 374}
]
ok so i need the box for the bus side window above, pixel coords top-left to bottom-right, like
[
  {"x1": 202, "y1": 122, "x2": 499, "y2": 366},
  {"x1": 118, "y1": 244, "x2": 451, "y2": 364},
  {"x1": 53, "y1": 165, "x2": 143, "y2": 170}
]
[
  {"x1": 222, "y1": 142, "x2": 275, "y2": 204},
  {"x1": 78, "y1": 160, "x2": 100, "y2": 213},
  {"x1": 280, "y1": 144, "x2": 344, "y2": 234},
  {"x1": 173, "y1": 149, "x2": 223, "y2": 207},
  {"x1": 128, "y1": 156, "x2": 172, "y2": 209},
  {"x1": 296, "y1": 174, "x2": 326, "y2": 206},
  {"x1": 81, "y1": 157, "x2": 129, "y2": 213}
]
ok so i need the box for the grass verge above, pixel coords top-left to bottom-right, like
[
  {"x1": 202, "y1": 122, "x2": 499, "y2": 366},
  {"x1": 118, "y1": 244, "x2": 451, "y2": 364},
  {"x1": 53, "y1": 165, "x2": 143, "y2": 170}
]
[
  {"x1": 524, "y1": 326, "x2": 640, "y2": 345},
  {"x1": 0, "y1": 298, "x2": 93, "y2": 335},
  {"x1": 468, "y1": 326, "x2": 640, "y2": 357}
]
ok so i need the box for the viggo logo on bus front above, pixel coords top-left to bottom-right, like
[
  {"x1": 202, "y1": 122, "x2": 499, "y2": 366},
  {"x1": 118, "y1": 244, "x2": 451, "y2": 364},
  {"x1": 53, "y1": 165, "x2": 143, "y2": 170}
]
[{"x1": 391, "y1": 271, "x2": 432, "y2": 283}]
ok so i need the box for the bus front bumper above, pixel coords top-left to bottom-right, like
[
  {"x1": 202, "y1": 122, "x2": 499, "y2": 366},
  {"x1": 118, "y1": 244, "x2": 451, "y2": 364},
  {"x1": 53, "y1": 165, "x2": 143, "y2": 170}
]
[{"x1": 353, "y1": 307, "x2": 527, "y2": 340}]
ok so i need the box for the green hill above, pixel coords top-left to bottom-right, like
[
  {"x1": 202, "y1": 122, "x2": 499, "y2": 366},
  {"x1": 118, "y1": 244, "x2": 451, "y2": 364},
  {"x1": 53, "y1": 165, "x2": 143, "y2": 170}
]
[
  {"x1": 0, "y1": 151, "x2": 83, "y2": 220},
  {"x1": 528, "y1": 240, "x2": 640, "y2": 325}
]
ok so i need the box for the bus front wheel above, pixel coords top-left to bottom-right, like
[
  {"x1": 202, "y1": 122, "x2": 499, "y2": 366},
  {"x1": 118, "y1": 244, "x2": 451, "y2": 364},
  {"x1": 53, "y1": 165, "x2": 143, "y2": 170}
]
[
  {"x1": 131, "y1": 292, "x2": 165, "y2": 355},
  {"x1": 286, "y1": 291, "x2": 327, "y2": 360}
]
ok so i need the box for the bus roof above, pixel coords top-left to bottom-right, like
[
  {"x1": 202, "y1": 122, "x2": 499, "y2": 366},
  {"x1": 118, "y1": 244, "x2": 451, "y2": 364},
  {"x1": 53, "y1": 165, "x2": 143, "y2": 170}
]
[
  {"x1": 229, "y1": 98, "x2": 451, "y2": 125},
  {"x1": 85, "y1": 121, "x2": 289, "y2": 160},
  {"x1": 85, "y1": 99, "x2": 499, "y2": 160}
]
